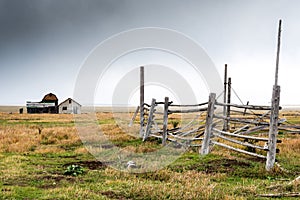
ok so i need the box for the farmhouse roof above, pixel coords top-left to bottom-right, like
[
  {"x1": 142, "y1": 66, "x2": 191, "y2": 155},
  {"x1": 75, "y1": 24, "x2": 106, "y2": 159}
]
[{"x1": 58, "y1": 98, "x2": 81, "y2": 106}]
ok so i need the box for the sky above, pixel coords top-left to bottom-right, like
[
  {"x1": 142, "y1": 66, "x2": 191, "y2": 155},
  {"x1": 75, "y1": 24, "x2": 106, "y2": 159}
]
[{"x1": 1, "y1": 0, "x2": 300, "y2": 107}]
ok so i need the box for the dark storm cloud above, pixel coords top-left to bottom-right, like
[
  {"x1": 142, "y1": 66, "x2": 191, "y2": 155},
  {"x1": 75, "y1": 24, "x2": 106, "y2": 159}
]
[
  {"x1": 0, "y1": 0, "x2": 145, "y2": 105},
  {"x1": 0, "y1": 0, "x2": 128, "y2": 76},
  {"x1": 0, "y1": 0, "x2": 219, "y2": 48},
  {"x1": 0, "y1": 0, "x2": 119, "y2": 42},
  {"x1": 0, "y1": 0, "x2": 300, "y2": 105}
]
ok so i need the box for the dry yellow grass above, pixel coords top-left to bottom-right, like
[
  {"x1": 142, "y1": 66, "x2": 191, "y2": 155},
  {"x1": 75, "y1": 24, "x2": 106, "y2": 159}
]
[
  {"x1": 0, "y1": 125, "x2": 39, "y2": 152},
  {"x1": 0, "y1": 113, "x2": 80, "y2": 153},
  {"x1": 278, "y1": 137, "x2": 300, "y2": 158},
  {"x1": 0, "y1": 112, "x2": 74, "y2": 122},
  {"x1": 1, "y1": 111, "x2": 300, "y2": 158},
  {"x1": 103, "y1": 168, "x2": 220, "y2": 199},
  {"x1": 0, "y1": 125, "x2": 82, "y2": 153}
]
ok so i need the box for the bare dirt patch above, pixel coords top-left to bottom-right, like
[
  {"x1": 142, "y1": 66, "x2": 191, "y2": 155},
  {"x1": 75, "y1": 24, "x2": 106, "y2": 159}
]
[{"x1": 63, "y1": 160, "x2": 110, "y2": 170}]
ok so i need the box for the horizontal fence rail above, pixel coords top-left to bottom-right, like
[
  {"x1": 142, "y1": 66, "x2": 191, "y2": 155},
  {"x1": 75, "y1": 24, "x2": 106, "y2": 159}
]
[
  {"x1": 212, "y1": 128, "x2": 270, "y2": 142},
  {"x1": 168, "y1": 102, "x2": 208, "y2": 107},
  {"x1": 168, "y1": 107, "x2": 208, "y2": 114},
  {"x1": 213, "y1": 132, "x2": 268, "y2": 151},
  {"x1": 215, "y1": 102, "x2": 276, "y2": 110},
  {"x1": 214, "y1": 115, "x2": 270, "y2": 126},
  {"x1": 211, "y1": 141, "x2": 267, "y2": 159}
]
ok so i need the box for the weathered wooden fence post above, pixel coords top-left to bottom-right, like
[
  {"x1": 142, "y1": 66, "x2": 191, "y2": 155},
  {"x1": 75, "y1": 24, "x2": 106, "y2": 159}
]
[
  {"x1": 140, "y1": 66, "x2": 145, "y2": 138},
  {"x1": 225, "y1": 77, "x2": 231, "y2": 131},
  {"x1": 200, "y1": 93, "x2": 216, "y2": 155},
  {"x1": 266, "y1": 19, "x2": 282, "y2": 171},
  {"x1": 143, "y1": 98, "x2": 156, "y2": 141},
  {"x1": 274, "y1": 20, "x2": 282, "y2": 87},
  {"x1": 223, "y1": 64, "x2": 228, "y2": 131},
  {"x1": 266, "y1": 85, "x2": 280, "y2": 170},
  {"x1": 162, "y1": 97, "x2": 169, "y2": 146},
  {"x1": 129, "y1": 106, "x2": 140, "y2": 127}
]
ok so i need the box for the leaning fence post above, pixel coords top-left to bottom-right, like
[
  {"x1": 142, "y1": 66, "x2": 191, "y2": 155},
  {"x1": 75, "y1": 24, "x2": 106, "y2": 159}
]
[
  {"x1": 129, "y1": 106, "x2": 140, "y2": 127},
  {"x1": 162, "y1": 97, "x2": 169, "y2": 146},
  {"x1": 143, "y1": 98, "x2": 156, "y2": 141},
  {"x1": 200, "y1": 93, "x2": 216, "y2": 155},
  {"x1": 266, "y1": 19, "x2": 282, "y2": 171}
]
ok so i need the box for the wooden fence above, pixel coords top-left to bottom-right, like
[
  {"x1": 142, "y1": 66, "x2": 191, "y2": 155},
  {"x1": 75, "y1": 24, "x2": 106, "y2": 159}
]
[
  {"x1": 201, "y1": 91, "x2": 282, "y2": 171},
  {"x1": 127, "y1": 20, "x2": 291, "y2": 171},
  {"x1": 131, "y1": 90, "x2": 283, "y2": 171},
  {"x1": 132, "y1": 64, "x2": 284, "y2": 170},
  {"x1": 129, "y1": 97, "x2": 209, "y2": 147}
]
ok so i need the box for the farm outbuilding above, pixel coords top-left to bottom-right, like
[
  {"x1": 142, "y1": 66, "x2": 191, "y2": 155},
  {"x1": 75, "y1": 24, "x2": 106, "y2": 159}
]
[
  {"x1": 58, "y1": 98, "x2": 81, "y2": 114},
  {"x1": 27, "y1": 93, "x2": 59, "y2": 114}
]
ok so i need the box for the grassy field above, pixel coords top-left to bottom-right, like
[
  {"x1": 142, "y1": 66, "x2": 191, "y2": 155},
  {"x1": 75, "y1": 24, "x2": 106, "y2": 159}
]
[{"x1": 0, "y1": 112, "x2": 299, "y2": 199}]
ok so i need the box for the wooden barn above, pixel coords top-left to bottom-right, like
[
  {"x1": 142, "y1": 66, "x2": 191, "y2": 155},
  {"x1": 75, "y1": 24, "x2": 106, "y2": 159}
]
[
  {"x1": 58, "y1": 98, "x2": 81, "y2": 114},
  {"x1": 27, "y1": 93, "x2": 59, "y2": 114}
]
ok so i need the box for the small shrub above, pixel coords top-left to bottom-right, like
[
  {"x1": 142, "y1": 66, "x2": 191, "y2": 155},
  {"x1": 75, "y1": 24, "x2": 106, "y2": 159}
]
[
  {"x1": 64, "y1": 164, "x2": 85, "y2": 176},
  {"x1": 171, "y1": 120, "x2": 180, "y2": 128}
]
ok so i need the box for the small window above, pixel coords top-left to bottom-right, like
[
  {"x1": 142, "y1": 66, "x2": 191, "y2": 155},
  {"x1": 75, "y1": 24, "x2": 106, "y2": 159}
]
[
  {"x1": 69, "y1": 99, "x2": 72, "y2": 104},
  {"x1": 62, "y1": 106, "x2": 67, "y2": 110}
]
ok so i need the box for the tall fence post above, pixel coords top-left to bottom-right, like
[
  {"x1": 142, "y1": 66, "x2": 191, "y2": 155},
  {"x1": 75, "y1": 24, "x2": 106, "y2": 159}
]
[
  {"x1": 140, "y1": 66, "x2": 145, "y2": 138},
  {"x1": 266, "y1": 20, "x2": 282, "y2": 171},
  {"x1": 225, "y1": 77, "x2": 231, "y2": 131},
  {"x1": 266, "y1": 85, "x2": 280, "y2": 170},
  {"x1": 162, "y1": 97, "x2": 169, "y2": 146},
  {"x1": 200, "y1": 93, "x2": 216, "y2": 155},
  {"x1": 223, "y1": 64, "x2": 228, "y2": 131}
]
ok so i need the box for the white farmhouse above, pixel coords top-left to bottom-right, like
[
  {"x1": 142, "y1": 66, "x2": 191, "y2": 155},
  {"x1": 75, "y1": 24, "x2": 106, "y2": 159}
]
[{"x1": 58, "y1": 98, "x2": 81, "y2": 114}]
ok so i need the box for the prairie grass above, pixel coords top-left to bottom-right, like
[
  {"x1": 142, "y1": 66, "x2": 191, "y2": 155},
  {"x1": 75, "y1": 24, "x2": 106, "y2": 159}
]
[
  {"x1": 0, "y1": 112, "x2": 299, "y2": 199},
  {"x1": 102, "y1": 168, "x2": 218, "y2": 199},
  {"x1": 0, "y1": 125, "x2": 40, "y2": 152},
  {"x1": 0, "y1": 125, "x2": 81, "y2": 153}
]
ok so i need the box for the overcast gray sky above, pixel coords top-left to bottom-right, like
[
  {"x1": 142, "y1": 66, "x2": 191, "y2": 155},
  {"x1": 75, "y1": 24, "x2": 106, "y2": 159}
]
[{"x1": 1, "y1": 0, "x2": 300, "y2": 106}]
